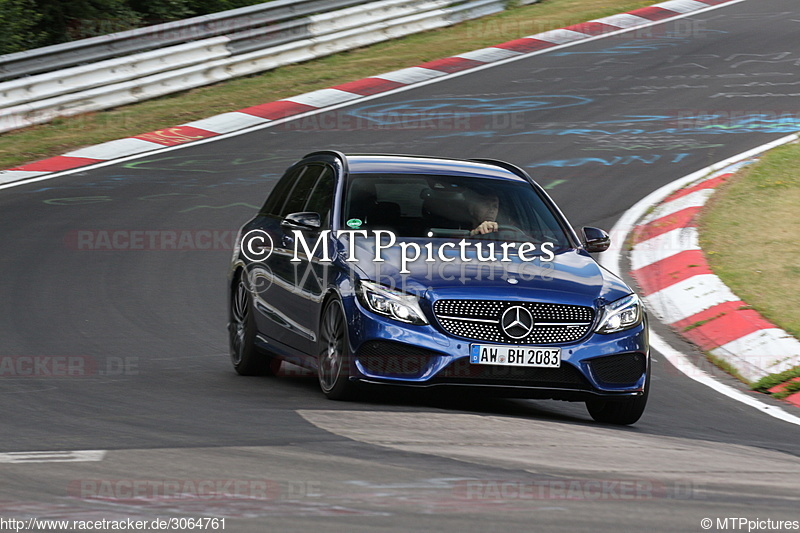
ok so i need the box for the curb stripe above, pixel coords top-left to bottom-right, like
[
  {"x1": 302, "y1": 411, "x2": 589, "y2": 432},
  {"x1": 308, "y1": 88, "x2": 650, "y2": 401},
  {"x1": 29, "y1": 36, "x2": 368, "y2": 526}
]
[
  {"x1": 493, "y1": 38, "x2": 553, "y2": 53},
  {"x1": 659, "y1": 0, "x2": 710, "y2": 13},
  {"x1": 239, "y1": 100, "x2": 313, "y2": 120},
  {"x1": 282, "y1": 88, "x2": 362, "y2": 108},
  {"x1": 330, "y1": 77, "x2": 405, "y2": 95},
  {"x1": 562, "y1": 22, "x2": 620, "y2": 36},
  {"x1": 134, "y1": 125, "x2": 219, "y2": 147},
  {"x1": 672, "y1": 300, "x2": 748, "y2": 330},
  {"x1": 710, "y1": 330, "x2": 800, "y2": 379},
  {"x1": 644, "y1": 273, "x2": 739, "y2": 324},
  {"x1": 9, "y1": 156, "x2": 104, "y2": 172},
  {"x1": 629, "y1": 7, "x2": 677, "y2": 21},
  {"x1": 633, "y1": 206, "x2": 702, "y2": 245},
  {"x1": 631, "y1": 226, "x2": 700, "y2": 271},
  {"x1": 676, "y1": 301, "x2": 777, "y2": 351},
  {"x1": 63, "y1": 138, "x2": 166, "y2": 160},
  {"x1": 663, "y1": 172, "x2": 732, "y2": 203},
  {"x1": 787, "y1": 393, "x2": 800, "y2": 408},
  {"x1": 181, "y1": 112, "x2": 271, "y2": 134},
  {"x1": 0, "y1": 170, "x2": 48, "y2": 184},
  {"x1": 456, "y1": 47, "x2": 522, "y2": 63},
  {"x1": 417, "y1": 57, "x2": 485, "y2": 73},
  {"x1": 531, "y1": 29, "x2": 589, "y2": 44},
  {"x1": 644, "y1": 188, "x2": 714, "y2": 225},
  {"x1": 593, "y1": 14, "x2": 652, "y2": 28},
  {"x1": 632, "y1": 249, "x2": 711, "y2": 295},
  {"x1": 768, "y1": 378, "x2": 800, "y2": 395},
  {"x1": 374, "y1": 67, "x2": 447, "y2": 84}
]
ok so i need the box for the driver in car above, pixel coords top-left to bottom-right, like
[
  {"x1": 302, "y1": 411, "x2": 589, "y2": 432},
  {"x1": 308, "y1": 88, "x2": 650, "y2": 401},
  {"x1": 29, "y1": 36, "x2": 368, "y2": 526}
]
[{"x1": 467, "y1": 190, "x2": 500, "y2": 236}]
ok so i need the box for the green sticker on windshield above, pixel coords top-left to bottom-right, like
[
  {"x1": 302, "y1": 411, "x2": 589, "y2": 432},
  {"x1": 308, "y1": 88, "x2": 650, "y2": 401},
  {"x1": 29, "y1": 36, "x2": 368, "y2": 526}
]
[{"x1": 346, "y1": 218, "x2": 363, "y2": 229}]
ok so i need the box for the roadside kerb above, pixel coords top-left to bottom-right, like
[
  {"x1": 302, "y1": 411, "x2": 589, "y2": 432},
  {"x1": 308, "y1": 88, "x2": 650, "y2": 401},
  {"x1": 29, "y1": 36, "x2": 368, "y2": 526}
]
[
  {"x1": 630, "y1": 162, "x2": 800, "y2": 384},
  {"x1": 600, "y1": 133, "x2": 800, "y2": 420}
]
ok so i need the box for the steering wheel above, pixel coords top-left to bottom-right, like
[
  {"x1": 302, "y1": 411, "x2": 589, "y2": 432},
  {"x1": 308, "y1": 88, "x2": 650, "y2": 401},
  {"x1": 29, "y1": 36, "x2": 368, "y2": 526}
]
[{"x1": 491, "y1": 224, "x2": 531, "y2": 241}]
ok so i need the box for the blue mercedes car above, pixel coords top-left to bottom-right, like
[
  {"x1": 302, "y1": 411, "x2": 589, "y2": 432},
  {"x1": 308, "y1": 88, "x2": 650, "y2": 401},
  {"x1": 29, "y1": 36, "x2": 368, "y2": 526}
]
[{"x1": 228, "y1": 151, "x2": 649, "y2": 424}]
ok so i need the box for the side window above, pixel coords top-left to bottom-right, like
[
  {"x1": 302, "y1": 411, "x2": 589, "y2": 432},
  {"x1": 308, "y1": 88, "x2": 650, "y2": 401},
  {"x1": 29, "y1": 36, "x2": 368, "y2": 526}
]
[
  {"x1": 260, "y1": 166, "x2": 306, "y2": 217},
  {"x1": 281, "y1": 164, "x2": 324, "y2": 216},
  {"x1": 304, "y1": 167, "x2": 335, "y2": 229}
]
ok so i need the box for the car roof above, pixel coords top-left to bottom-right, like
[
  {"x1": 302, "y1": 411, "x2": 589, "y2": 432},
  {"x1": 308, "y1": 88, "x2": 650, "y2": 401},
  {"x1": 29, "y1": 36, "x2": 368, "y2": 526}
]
[{"x1": 344, "y1": 154, "x2": 528, "y2": 182}]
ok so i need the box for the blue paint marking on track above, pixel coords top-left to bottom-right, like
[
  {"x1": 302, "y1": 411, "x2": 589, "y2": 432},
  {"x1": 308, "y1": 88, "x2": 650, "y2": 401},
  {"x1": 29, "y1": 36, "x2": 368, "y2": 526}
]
[
  {"x1": 347, "y1": 96, "x2": 593, "y2": 125},
  {"x1": 528, "y1": 153, "x2": 692, "y2": 168},
  {"x1": 551, "y1": 39, "x2": 683, "y2": 57},
  {"x1": 550, "y1": 30, "x2": 727, "y2": 58},
  {"x1": 427, "y1": 113, "x2": 800, "y2": 140}
]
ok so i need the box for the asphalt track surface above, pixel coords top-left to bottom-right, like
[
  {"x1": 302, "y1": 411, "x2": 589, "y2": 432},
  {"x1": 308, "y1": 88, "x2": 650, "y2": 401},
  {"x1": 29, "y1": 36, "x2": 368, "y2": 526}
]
[{"x1": 2, "y1": 1, "x2": 800, "y2": 531}]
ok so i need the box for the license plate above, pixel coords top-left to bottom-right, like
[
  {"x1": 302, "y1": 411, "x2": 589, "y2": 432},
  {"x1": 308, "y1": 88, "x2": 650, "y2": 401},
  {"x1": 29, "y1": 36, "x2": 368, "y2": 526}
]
[{"x1": 470, "y1": 345, "x2": 561, "y2": 368}]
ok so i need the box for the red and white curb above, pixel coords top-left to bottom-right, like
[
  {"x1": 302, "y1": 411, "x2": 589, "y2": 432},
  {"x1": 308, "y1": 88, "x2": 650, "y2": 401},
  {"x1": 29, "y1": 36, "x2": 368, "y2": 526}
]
[
  {"x1": 630, "y1": 164, "x2": 800, "y2": 391},
  {"x1": 601, "y1": 134, "x2": 800, "y2": 425},
  {"x1": 0, "y1": 0, "x2": 743, "y2": 186}
]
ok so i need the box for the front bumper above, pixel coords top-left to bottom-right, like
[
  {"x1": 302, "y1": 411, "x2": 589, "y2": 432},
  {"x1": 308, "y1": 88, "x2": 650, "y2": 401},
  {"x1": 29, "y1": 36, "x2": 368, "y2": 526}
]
[{"x1": 345, "y1": 296, "x2": 649, "y2": 398}]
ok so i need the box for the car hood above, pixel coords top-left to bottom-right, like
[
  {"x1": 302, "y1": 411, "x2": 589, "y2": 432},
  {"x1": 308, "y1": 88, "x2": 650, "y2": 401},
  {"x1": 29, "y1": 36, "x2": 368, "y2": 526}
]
[{"x1": 337, "y1": 236, "x2": 632, "y2": 308}]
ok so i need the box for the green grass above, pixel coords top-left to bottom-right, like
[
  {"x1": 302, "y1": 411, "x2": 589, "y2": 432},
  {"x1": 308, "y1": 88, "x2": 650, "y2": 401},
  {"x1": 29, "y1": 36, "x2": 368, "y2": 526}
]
[
  {"x1": 706, "y1": 353, "x2": 750, "y2": 386},
  {"x1": 773, "y1": 381, "x2": 800, "y2": 400},
  {"x1": 0, "y1": 0, "x2": 657, "y2": 170},
  {"x1": 751, "y1": 366, "x2": 800, "y2": 392}
]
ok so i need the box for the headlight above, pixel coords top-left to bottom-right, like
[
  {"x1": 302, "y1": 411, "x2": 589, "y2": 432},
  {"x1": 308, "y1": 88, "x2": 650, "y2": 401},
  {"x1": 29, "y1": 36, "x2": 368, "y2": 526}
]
[
  {"x1": 357, "y1": 280, "x2": 428, "y2": 325},
  {"x1": 595, "y1": 294, "x2": 643, "y2": 334}
]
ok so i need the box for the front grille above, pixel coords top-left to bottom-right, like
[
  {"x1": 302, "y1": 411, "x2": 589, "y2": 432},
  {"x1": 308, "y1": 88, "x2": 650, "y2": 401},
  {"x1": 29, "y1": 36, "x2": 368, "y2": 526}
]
[
  {"x1": 588, "y1": 353, "x2": 646, "y2": 384},
  {"x1": 356, "y1": 341, "x2": 440, "y2": 378},
  {"x1": 433, "y1": 299, "x2": 594, "y2": 344},
  {"x1": 435, "y1": 358, "x2": 590, "y2": 388}
]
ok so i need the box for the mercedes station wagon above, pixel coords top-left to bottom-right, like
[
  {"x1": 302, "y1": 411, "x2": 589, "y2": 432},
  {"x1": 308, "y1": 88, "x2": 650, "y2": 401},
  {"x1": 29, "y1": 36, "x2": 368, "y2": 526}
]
[{"x1": 228, "y1": 151, "x2": 650, "y2": 424}]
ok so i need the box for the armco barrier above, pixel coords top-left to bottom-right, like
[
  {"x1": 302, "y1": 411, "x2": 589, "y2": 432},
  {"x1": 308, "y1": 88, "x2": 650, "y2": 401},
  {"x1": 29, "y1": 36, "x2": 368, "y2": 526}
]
[
  {"x1": 0, "y1": 0, "x2": 370, "y2": 81},
  {"x1": 1, "y1": 38, "x2": 232, "y2": 109},
  {"x1": 0, "y1": 0, "x2": 520, "y2": 134}
]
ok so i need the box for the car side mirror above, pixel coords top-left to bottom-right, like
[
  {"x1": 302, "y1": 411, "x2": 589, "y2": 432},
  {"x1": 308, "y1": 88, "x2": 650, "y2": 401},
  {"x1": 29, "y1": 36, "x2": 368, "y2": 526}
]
[
  {"x1": 281, "y1": 212, "x2": 322, "y2": 232},
  {"x1": 582, "y1": 226, "x2": 611, "y2": 253}
]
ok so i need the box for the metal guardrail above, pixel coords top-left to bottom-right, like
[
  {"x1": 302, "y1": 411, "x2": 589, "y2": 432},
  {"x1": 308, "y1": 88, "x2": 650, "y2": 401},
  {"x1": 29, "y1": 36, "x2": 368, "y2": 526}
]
[
  {"x1": 0, "y1": 0, "x2": 531, "y2": 134},
  {"x1": 0, "y1": 0, "x2": 371, "y2": 81}
]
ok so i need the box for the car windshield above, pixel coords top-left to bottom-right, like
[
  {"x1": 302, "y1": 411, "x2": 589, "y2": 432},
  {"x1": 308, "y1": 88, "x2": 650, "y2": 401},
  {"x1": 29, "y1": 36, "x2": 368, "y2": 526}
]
[{"x1": 342, "y1": 173, "x2": 572, "y2": 247}]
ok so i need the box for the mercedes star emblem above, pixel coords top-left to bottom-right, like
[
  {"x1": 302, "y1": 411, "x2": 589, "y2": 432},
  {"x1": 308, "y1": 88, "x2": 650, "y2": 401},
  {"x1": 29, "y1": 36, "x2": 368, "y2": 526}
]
[{"x1": 500, "y1": 306, "x2": 535, "y2": 339}]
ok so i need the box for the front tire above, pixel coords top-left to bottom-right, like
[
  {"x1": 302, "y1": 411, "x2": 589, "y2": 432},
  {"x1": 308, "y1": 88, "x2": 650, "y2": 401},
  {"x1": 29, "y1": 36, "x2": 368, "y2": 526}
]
[
  {"x1": 586, "y1": 367, "x2": 650, "y2": 425},
  {"x1": 317, "y1": 297, "x2": 358, "y2": 400},
  {"x1": 229, "y1": 273, "x2": 280, "y2": 376}
]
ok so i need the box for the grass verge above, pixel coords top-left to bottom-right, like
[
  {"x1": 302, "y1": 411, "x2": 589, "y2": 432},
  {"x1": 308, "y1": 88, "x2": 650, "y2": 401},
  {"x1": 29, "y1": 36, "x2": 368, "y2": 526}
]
[
  {"x1": 0, "y1": 0, "x2": 656, "y2": 170},
  {"x1": 751, "y1": 366, "x2": 800, "y2": 394}
]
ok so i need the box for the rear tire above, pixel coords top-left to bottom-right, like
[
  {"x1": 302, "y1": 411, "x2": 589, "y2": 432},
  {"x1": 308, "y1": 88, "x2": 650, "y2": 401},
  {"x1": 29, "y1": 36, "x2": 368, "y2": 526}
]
[
  {"x1": 586, "y1": 366, "x2": 649, "y2": 425},
  {"x1": 317, "y1": 297, "x2": 358, "y2": 400},
  {"x1": 229, "y1": 273, "x2": 280, "y2": 376}
]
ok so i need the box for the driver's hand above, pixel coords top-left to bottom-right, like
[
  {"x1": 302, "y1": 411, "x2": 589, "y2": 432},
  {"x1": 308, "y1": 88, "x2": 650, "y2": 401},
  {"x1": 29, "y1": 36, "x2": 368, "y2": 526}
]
[{"x1": 470, "y1": 221, "x2": 498, "y2": 235}]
